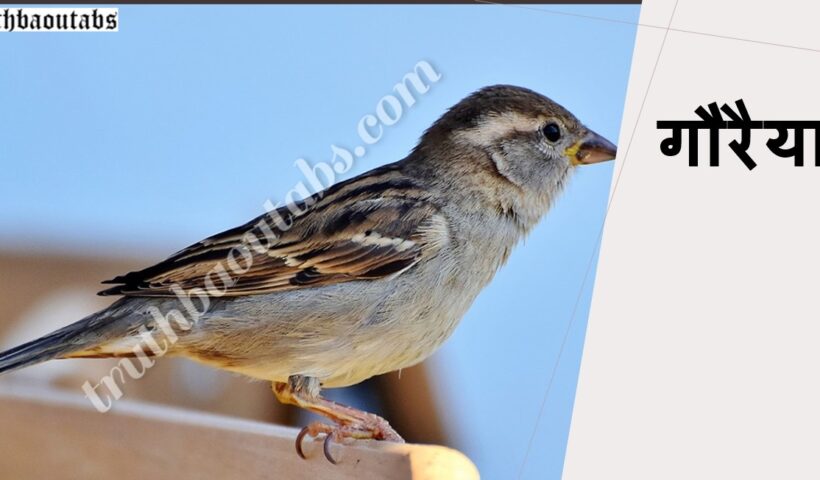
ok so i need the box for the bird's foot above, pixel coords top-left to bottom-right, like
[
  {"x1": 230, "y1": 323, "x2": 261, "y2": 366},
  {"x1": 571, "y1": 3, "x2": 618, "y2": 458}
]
[
  {"x1": 274, "y1": 377, "x2": 404, "y2": 463},
  {"x1": 295, "y1": 418, "x2": 404, "y2": 464}
]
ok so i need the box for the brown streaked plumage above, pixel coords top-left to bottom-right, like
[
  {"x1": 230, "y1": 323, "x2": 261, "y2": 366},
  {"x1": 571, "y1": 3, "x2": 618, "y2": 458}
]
[
  {"x1": 98, "y1": 165, "x2": 444, "y2": 297},
  {"x1": 0, "y1": 85, "x2": 616, "y2": 463}
]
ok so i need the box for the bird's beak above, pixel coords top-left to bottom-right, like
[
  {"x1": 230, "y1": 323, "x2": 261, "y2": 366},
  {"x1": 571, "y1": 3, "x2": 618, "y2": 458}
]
[{"x1": 565, "y1": 129, "x2": 618, "y2": 166}]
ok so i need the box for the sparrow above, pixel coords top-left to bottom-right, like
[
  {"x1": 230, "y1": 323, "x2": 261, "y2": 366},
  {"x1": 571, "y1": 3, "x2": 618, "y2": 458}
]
[{"x1": 0, "y1": 85, "x2": 616, "y2": 463}]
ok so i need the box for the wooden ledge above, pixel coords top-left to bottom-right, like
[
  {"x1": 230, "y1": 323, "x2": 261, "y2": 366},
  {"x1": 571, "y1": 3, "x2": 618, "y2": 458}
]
[{"x1": 0, "y1": 384, "x2": 478, "y2": 480}]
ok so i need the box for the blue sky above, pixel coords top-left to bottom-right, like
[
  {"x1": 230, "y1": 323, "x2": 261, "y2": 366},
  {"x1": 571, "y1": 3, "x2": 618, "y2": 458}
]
[{"x1": 0, "y1": 5, "x2": 638, "y2": 478}]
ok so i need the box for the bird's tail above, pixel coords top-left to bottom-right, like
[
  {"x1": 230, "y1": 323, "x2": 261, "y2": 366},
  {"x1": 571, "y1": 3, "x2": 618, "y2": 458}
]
[{"x1": 0, "y1": 298, "x2": 140, "y2": 375}]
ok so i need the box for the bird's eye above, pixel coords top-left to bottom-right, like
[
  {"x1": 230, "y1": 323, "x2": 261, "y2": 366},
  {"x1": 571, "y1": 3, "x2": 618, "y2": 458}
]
[{"x1": 542, "y1": 123, "x2": 561, "y2": 143}]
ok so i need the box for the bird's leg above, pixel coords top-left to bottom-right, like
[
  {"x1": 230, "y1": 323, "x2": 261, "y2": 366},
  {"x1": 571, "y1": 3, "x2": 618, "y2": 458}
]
[{"x1": 273, "y1": 375, "x2": 404, "y2": 463}]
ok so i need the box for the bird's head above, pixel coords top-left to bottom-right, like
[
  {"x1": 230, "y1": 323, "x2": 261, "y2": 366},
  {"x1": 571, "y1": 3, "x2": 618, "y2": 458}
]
[{"x1": 415, "y1": 85, "x2": 616, "y2": 227}]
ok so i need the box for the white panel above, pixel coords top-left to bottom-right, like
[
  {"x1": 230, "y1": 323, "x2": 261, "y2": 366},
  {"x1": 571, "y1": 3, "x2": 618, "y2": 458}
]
[{"x1": 565, "y1": 1, "x2": 820, "y2": 478}]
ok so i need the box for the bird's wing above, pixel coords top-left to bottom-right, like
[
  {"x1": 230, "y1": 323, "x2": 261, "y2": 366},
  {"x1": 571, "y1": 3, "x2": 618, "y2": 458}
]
[{"x1": 98, "y1": 172, "x2": 449, "y2": 297}]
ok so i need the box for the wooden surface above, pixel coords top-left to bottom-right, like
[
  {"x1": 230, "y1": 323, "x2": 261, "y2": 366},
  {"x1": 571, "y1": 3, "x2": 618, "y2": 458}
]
[{"x1": 0, "y1": 384, "x2": 478, "y2": 480}]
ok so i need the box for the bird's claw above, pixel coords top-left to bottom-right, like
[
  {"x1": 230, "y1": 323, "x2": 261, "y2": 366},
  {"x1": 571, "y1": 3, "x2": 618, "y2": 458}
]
[
  {"x1": 295, "y1": 422, "x2": 334, "y2": 461},
  {"x1": 295, "y1": 425, "x2": 311, "y2": 460},
  {"x1": 323, "y1": 432, "x2": 338, "y2": 465},
  {"x1": 294, "y1": 420, "x2": 405, "y2": 464}
]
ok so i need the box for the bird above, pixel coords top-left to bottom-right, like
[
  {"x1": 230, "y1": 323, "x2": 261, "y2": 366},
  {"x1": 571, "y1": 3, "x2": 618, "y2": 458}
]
[{"x1": 0, "y1": 85, "x2": 616, "y2": 463}]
